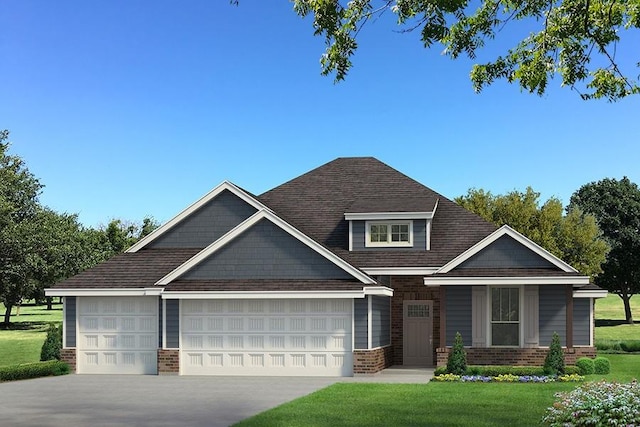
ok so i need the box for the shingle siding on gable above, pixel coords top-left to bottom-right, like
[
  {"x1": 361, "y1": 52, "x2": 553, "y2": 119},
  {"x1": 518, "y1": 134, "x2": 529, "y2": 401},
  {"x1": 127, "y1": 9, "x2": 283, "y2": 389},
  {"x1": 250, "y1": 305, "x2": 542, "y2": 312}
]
[
  {"x1": 165, "y1": 299, "x2": 180, "y2": 348},
  {"x1": 458, "y1": 236, "x2": 556, "y2": 269},
  {"x1": 181, "y1": 219, "x2": 354, "y2": 280},
  {"x1": 539, "y1": 286, "x2": 566, "y2": 346},
  {"x1": 573, "y1": 299, "x2": 591, "y2": 346},
  {"x1": 354, "y1": 299, "x2": 368, "y2": 349},
  {"x1": 65, "y1": 296, "x2": 76, "y2": 348},
  {"x1": 372, "y1": 296, "x2": 390, "y2": 347},
  {"x1": 445, "y1": 286, "x2": 472, "y2": 346},
  {"x1": 351, "y1": 220, "x2": 427, "y2": 250},
  {"x1": 148, "y1": 190, "x2": 257, "y2": 249}
]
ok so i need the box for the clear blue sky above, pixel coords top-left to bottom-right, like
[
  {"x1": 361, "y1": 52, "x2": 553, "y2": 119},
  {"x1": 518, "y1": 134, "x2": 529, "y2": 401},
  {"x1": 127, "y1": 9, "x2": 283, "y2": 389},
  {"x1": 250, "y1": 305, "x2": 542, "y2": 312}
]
[{"x1": 2, "y1": 1, "x2": 638, "y2": 228}]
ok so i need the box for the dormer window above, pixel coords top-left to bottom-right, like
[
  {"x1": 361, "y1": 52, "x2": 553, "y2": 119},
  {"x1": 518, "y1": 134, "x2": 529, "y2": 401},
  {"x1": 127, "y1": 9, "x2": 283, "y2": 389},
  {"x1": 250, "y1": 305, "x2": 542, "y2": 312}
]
[{"x1": 366, "y1": 221, "x2": 413, "y2": 247}]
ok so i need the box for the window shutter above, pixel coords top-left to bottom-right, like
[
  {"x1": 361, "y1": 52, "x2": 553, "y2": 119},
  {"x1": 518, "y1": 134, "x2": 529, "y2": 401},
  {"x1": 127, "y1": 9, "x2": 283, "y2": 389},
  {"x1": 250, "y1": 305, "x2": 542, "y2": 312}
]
[
  {"x1": 523, "y1": 285, "x2": 539, "y2": 348},
  {"x1": 471, "y1": 286, "x2": 487, "y2": 347}
]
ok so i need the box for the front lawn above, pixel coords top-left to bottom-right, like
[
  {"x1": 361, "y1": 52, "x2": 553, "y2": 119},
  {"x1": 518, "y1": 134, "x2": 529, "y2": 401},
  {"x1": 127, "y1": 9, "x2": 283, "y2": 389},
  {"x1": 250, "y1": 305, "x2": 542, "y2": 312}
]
[
  {"x1": 234, "y1": 354, "x2": 639, "y2": 427},
  {"x1": 595, "y1": 294, "x2": 640, "y2": 341}
]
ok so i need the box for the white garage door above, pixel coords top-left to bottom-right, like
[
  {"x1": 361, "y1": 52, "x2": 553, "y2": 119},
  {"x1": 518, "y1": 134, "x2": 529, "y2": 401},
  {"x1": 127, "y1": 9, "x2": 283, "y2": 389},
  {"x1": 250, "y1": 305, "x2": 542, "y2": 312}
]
[
  {"x1": 181, "y1": 299, "x2": 353, "y2": 376},
  {"x1": 77, "y1": 296, "x2": 158, "y2": 374}
]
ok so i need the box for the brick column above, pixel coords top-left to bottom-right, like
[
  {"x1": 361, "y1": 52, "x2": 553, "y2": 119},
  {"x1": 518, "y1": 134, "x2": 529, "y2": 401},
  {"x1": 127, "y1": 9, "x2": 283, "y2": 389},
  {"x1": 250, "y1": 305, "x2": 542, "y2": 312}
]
[
  {"x1": 60, "y1": 348, "x2": 76, "y2": 372},
  {"x1": 158, "y1": 349, "x2": 180, "y2": 374}
]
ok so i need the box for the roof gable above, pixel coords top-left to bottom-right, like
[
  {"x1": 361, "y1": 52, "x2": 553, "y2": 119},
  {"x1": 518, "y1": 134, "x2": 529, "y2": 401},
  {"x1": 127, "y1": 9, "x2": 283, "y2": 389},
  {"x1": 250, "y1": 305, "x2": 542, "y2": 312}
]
[
  {"x1": 157, "y1": 209, "x2": 375, "y2": 285},
  {"x1": 438, "y1": 225, "x2": 578, "y2": 273},
  {"x1": 127, "y1": 181, "x2": 264, "y2": 252}
]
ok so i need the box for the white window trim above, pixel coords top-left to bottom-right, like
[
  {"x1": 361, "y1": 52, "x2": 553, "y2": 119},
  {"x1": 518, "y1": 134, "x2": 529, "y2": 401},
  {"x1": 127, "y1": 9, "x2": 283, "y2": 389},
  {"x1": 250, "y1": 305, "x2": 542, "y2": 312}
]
[
  {"x1": 365, "y1": 220, "x2": 413, "y2": 248},
  {"x1": 487, "y1": 286, "x2": 524, "y2": 348}
]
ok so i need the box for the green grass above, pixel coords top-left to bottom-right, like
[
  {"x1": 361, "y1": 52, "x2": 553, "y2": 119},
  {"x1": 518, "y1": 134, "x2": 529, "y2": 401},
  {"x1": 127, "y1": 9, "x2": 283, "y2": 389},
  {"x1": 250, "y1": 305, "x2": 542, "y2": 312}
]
[
  {"x1": 234, "y1": 355, "x2": 639, "y2": 427},
  {"x1": 595, "y1": 294, "x2": 640, "y2": 341},
  {"x1": 0, "y1": 303, "x2": 62, "y2": 367}
]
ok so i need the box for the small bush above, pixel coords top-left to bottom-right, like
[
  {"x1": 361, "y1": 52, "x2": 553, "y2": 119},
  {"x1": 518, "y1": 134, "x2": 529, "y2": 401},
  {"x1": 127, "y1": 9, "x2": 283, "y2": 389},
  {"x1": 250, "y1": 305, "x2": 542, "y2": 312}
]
[
  {"x1": 0, "y1": 361, "x2": 70, "y2": 382},
  {"x1": 40, "y1": 324, "x2": 62, "y2": 361},
  {"x1": 575, "y1": 357, "x2": 595, "y2": 375},
  {"x1": 564, "y1": 366, "x2": 581, "y2": 375},
  {"x1": 543, "y1": 332, "x2": 565, "y2": 375},
  {"x1": 543, "y1": 380, "x2": 640, "y2": 426},
  {"x1": 446, "y1": 332, "x2": 467, "y2": 375},
  {"x1": 472, "y1": 366, "x2": 546, "y2": 376},
  {"x1": 620, "y1": 341, "x2": 640, "y2": 353},
  {"x1": 434, "y1": 366, "x2": 447, "y2": 376},
  {"x1": 594, "y1": 356, "x2": 611, "y2": 374}
]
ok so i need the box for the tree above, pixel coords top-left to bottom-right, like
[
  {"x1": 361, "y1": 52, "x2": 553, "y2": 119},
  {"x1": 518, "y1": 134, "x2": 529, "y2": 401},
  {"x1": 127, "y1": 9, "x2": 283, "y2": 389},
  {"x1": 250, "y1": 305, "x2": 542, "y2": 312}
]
[
  {"x1": 456, "y1": 187, "x2": 608, "y2": 277},
  {"x1": 0, "y1": 130, "x2": 43, "y2": 324},
  {"x1": 286, "y1": 0, "x2": 640, "y2": 101},
  {"x1": 569, "y1": 177, "x2": 640, "y2": 324},
  {"x1": 100, "y1": 217, "x2": 159, "y2": 255}
]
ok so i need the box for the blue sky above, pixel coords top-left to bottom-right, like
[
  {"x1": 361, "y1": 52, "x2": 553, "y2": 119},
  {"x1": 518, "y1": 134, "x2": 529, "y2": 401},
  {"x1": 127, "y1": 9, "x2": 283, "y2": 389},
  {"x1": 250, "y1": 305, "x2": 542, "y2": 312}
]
[{"x1": 2, "y1": 1, "x2": 638, "y2": 228}]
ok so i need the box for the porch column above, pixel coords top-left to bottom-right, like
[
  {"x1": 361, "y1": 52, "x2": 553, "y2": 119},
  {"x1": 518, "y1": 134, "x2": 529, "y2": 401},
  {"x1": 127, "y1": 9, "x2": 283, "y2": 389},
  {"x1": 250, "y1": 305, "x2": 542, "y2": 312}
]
[
  {"x1": 439, "y1": 286, "x2": 446, "y2": 347},
  {"x1": 565, "y1": 285, "x2": 573, "y2": 348}
]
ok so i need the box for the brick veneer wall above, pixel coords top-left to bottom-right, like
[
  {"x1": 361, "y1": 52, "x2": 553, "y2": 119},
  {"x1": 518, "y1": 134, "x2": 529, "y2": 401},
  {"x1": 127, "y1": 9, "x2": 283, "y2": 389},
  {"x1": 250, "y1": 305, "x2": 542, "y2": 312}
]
[
  {"x1": 436, "y1": 346, "x2": 597, "y2": 367},
  {"x1": 60, "y1": 348, "x2": 76, "y2": 372},
  {"x1": 353, "y1": 346, "x2": 393, "y2": 373},
  {"x1": 391, "y1": 276, "x2": 441, "y2": 366},
  {"x1": 158, "y1": 349, "x2": 180, "y2": 374}
]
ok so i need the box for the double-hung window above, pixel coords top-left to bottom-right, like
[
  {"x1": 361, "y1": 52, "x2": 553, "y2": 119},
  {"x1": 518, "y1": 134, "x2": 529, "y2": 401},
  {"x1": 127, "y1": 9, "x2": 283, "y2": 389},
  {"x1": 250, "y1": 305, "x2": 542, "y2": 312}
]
[
  {"x1": 366, "y1": 221, "x2": 412, "y2": 247},
  {"x1": 490, "y1": 287, "x2": 520, "y2": 346}
]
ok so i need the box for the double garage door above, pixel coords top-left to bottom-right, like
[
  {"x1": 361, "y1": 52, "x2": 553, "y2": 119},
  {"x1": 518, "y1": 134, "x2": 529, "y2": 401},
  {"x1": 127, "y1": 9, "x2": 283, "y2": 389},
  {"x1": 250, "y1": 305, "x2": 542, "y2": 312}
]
[
  {"x1": 181, "y1": 299, "x2": 353, "y2": 376},
  {"x1": 76, "y1": 297, "x2": 352, "y2": 376}
]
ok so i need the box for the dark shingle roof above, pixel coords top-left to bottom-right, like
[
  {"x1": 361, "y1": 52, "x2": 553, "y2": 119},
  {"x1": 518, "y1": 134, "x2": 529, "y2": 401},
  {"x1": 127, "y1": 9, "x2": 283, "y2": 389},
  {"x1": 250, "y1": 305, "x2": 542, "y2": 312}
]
[
  {"x1": 51, "y1": 249, "x2": 200, "y2": 289},
  {"x1": 259, "y1": 157, "x2": 496, "y2": 267}
]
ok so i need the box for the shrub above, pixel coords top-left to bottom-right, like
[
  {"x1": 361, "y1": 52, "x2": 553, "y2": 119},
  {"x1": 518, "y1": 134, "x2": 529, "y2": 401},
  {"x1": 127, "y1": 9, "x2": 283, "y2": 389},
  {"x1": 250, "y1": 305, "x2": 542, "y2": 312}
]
[
  {"x1": 0, "y1": 361, "x2": 70, "y2": 382},
  {"x1": 543, "y1": 332, "x2": 565, "y2": 375},
  {"x1": 564, "y1": 365, "x2": 581, "y2": 375},
  {"x1": 446, "y1": 332, "x2": 467, "y2": 375},
  {"x1": 543, "y1": 380, "x2": 640, "y2": 426},
  {"x1": 620, "y1": 341, "x2": 640, "y2": 353},
  {"x1": 40, "y1": 324, "x2": 62, "y2": 361},
  {"x1": 434, "y1": 366, "x2": 447, "y2": 376},
  {"x1": 575, "y1": 357, "x2": 595, "y2": 375},
  {"x1": 594, "y1": 356, "x2": 611, "y2": 374},
  {"x1": 473, "y1": 366, "x2": 546, "y2": 376}
]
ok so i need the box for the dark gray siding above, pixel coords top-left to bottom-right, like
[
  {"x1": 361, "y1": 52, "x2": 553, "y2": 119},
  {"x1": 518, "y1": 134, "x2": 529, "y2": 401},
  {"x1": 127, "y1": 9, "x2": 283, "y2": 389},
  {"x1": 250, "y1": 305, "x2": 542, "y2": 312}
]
[
  {"x1": 65, "y1": 296, "x2": 76, "y2": 348},
  {"x1": 573, "y1": 299, "x2": 591, "y2": 346},
  {"x1": 354, "y1": 298, "x2": 368, "y2": 349},
  {"x1": 445, "y1": 286, "x2": 472, "y2": 346},
  {"x1": 165, "y1": 299, "x2": 180, "y2": 348},
  {"x1": 182, "y1": 219, "x2": 353, "y2": 280},
  {"x1": 158, "y1": 297, "x2": 163, "y2": 347},
  {"x1": 372, "y1": 296, "x2": 390, "y2": 347},
  {"x1": 351, "y1": 220, "x2": 427, "y2": 250},
  {"x1": 539, "y1": 286, "x2": 566, "y2": 346},
  {"x1": 458, "y1": 235, "x2": 556, "y2": 269},
  {"x1": 148, "y1": 190, "x2": 257, "y2": 249}
]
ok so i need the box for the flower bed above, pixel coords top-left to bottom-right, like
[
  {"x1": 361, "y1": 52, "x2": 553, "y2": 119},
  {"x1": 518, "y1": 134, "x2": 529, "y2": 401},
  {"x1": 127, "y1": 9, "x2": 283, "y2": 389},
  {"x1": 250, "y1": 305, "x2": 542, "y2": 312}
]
[{"x1": 432, "y1": 373, "x2": 584, "y2": 383}]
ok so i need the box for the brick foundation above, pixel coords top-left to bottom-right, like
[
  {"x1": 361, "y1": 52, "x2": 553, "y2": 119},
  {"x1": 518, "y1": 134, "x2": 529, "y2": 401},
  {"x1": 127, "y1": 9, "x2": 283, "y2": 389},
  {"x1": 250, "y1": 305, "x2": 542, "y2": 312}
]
[
  {"x1": 60, "y1": 348, "x2": 76, "y2": 372},
  {"x1": 391, "y1": 276, "x2": 441, "y2": 366},
  {"x1": 158, "y1": 349, "x2": 180, "y2": 374},
  {"x1": 436, "y1": 346, "x2": 597, "y2": 367},
  {"x1": 353, "y1": 346, "x2": 393, "y2": 374}
]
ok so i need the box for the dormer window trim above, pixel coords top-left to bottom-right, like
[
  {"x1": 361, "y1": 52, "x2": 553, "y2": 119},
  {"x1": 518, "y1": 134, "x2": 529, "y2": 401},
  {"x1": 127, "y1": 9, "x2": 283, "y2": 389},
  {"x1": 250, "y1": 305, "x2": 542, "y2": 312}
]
[{"x1": 365, "y1": 220, "x2": 413, "y2": 247}]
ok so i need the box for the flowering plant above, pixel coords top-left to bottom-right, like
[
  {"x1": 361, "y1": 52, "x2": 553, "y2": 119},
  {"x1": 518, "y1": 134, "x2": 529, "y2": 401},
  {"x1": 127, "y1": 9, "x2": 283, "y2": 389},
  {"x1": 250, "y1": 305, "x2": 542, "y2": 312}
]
[
  {"x1": 432, "y1": 374, "x2": 583, "y2": 383},
  {"x1": 433, "y1": 373, "x2": 461, "y2": 382}
]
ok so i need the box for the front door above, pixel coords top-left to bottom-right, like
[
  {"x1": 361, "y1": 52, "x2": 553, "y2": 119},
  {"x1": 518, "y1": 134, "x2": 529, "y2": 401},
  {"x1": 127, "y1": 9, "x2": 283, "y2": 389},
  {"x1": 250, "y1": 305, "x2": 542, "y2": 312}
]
[{"x1": 403, "y1": 300, "x2": 433, "y2": 366}]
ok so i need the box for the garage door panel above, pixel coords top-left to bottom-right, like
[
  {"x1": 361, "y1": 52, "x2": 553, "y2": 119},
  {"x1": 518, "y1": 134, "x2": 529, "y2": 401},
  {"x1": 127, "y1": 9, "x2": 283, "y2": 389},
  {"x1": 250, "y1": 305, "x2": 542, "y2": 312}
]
[
  {"x1": 77, "y1": 297, "x2": 158, "y2": 375},
  {"x1": 181, "y1": 299, "x2": 352, "y2": 376}
]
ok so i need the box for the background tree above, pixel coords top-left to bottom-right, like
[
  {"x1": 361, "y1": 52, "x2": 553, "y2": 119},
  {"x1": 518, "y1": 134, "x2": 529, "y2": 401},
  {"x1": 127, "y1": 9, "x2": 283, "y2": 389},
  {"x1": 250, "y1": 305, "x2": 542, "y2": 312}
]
[
  {"x1": 456, "y1": 187, "x2": 608, "y2": 277},
  {"x1": 570, "y1": 177, "x2": 640, "y2": 324},
  {"x1": 286, "y1": 0, "x2": 640, "y2": 101}
]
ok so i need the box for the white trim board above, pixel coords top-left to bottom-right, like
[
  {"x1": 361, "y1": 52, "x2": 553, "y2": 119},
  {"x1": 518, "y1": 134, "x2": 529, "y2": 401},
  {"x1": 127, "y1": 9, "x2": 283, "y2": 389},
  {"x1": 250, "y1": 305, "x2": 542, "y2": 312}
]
[
  {"x1": 126, "y1": 181, "x2": 269, "y2": 253},
  {"x1": 45, "y1": 288, "x2": 163, "y2": 297},
  {"x1": 363, "y1": 267, "x2": 440, "y2": 275},
  {"x1": 344, "y1": 212, "x2": 434, "y2": 221},
  {"x1": 437, "y1": 225, "x2": 578, "y2": 274},
  {"x1": 423, "y1": 276, "x2": 590, "y2": 286},
  {"x1": 156, "y1": 209, "x2": 375, "y2": 285},
  {"x1": 161, "y1": 290, "x2": 367, "y2": 299}
]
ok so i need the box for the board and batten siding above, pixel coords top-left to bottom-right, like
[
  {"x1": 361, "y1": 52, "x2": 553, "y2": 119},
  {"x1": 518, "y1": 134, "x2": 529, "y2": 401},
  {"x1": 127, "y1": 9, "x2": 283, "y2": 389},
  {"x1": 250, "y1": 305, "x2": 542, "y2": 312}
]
[
  {"x1": 64, "y1": 296, "x2": 76, "y2": 348},
  {"x1": 350, "y1": 220, "x2": 427, "y2": 250},
  {"x1": 181, "y1": 219, "x2": 353, "y2": 280},
  {"x1": 165, "y1": 299, "x2": 180, "y2": 348},
  {"x1": 148, "y1": 189, "x2": 258, "y2": 249},
  {"x1": 573, "y1": 298, "x2": 591, "y2": 346},
  {"x1": 539, "y1": 286, "x2": 567, "y2": 346},
  {"x1": 446, "y1": 286, "x2": 472, "y2": 346},
  {"x1": 458, "y1": 235, "x2": 556, "y2": 269},
  {"x1": 372, "y1": 296, "x2": 390, "y2": 348},
  {"x1": 354, "y1": 298, "x2": 368, "y2": 349}
]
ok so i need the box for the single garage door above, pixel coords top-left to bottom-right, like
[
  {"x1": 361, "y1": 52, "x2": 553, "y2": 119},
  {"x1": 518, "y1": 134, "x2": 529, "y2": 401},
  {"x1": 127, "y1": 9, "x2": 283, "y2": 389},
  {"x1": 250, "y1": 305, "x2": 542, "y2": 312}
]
[
  {"x1": 77, "y1": 296, "x2": 158, "y2": 374},
  {"x1": 181, "y1": 299, "x2": 353, "y2": 376}
]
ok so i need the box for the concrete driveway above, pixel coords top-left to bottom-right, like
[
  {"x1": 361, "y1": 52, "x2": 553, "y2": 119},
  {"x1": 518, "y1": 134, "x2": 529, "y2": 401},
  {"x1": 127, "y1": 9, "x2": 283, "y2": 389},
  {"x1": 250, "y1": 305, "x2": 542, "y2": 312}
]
[{"x1": 0, "y1": 375, "x2": 341, "y2": 427}]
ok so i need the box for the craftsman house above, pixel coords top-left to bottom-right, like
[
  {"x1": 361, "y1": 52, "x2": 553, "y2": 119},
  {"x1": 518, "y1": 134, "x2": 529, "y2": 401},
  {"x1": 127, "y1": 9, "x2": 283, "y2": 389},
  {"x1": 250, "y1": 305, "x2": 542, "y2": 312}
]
[{"x1": 47, "y1": 157, "x2": 605, "y2": 375}]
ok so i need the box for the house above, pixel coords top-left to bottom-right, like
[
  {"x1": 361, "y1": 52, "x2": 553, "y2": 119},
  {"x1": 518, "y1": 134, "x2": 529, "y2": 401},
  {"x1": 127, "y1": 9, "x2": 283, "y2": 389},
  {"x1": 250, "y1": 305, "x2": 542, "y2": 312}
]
[{"x1": 46, "y1": 157, "x2": 606, "y2": 376}]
